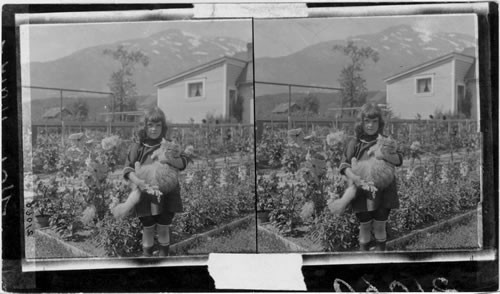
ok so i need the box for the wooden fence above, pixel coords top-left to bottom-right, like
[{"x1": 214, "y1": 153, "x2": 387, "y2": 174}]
[
  {"x1": 256, "y1": 118, "x2": 479, "y2": 146},
  {"x1": 30, "y1": 121, "x2": 255, "y2": 152}
]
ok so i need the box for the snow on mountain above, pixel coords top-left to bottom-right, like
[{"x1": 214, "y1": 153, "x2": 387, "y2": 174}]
[
  {"x1": 255, "y1": 24, "x2": 476, "y2": 95},
  {"x1": 27, "y1": 28, "x2": 248, "y2": 98}
]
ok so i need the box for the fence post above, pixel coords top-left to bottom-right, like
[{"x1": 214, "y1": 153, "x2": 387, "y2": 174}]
[
  {"x1": 32, "y1": 125, "x2": 38, "y2": 148},
  {"x1": 409, "y1": 123, "x2": 413, "y2": 142},
  {"x1": 220, "y1": 126, "x2": 224, "y2": 146},
  {"x1": 256, "y1": 121, "x2": 263, "y2": 142}
]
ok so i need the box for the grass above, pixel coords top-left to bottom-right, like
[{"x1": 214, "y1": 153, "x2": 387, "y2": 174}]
[
  {"x1": 186, "y1": 225, "x2": 257, "y2": 254},
  {"x1": 32, "y1": 231, "x2": 78, "y2": 259},
  {"x1": 404, "y1": 214, "x2": 480, "y2": 250},
  {"x1": 183, "y1": 222, "x2": 294, "y2": 254},
  {"x1": 257, "y1": 230, "x2": 296, "y2": 252}
]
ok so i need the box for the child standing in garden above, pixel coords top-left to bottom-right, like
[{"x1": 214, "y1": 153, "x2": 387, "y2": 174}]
[
  {"x1": 338, "y1": 103, "x2": 403, "y2": 251},
  {"x1": 122, "y1": 107, "x2": 188, "y2": 257}
]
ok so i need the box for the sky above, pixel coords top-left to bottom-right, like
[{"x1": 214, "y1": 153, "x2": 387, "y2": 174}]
[
  {"x1": 254, "y1": 14, "x2": 476, "y2": 58},
  {"x1": 22, "y1": 19, "x2": 253, "y2": 63},
  {"x1": 22, "y1": 14, "x2": 476, "y2": 63}
]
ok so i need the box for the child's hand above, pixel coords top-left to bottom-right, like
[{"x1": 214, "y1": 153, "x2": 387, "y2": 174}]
[{"x1": 351, "y1": 174, "x2": 362, "y2": 186}]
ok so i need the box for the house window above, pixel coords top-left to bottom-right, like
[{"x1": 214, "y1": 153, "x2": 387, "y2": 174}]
[
  {"x1": 187, "y1": 81, "x2": 204, "y2": 98},
  {"x1": 416, "y1": 77, "x2": 432, "y2": 94}
]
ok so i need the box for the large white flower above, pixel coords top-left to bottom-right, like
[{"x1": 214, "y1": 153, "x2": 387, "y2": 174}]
[
  {"x1": 326, "y1": 131, "x2": 344, "y2": 146},
  {"x1": 410, "y1": 141, "x2": 421, "y2": 151},
  {"x1": 101, "y1": 135, "x2": 120, "y2": 151}
]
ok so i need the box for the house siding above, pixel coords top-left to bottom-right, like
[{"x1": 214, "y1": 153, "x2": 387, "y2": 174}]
[
  {"x1": 225, "y1": 62, "x2": 245, "y2": 120},
  {"x1": 238, "y1": 84, "x2": 254, "y2": 123},
  {"x1": 157, "y1": 66, "x2": 225, "y2": 123},
  {"x1": 466, "y1": 79, "x2": 479, "y2": 120},
  {"x1": 386, "y1": 60, "x2": 454, "y2": 119},
  {"x1": 455, "y1": 59, "x2": 473, "y2": 82}
]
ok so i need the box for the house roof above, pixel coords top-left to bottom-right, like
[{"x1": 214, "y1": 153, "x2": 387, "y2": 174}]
[
  {"x1": 42, "y1": 107, "x2": 72, "y2": 119},
  {"x1": 236, "y1": 60, "x2": 253, "y2": 85},
  {"x1": 272, "y1": 102, "x2": 300, "y2": 114},
  {"x1": 384, "y1": 51, "x2": 475, "y2": 84},
  {"x1": 154, "y1": 55, "x2": 248, "y2": 89}
]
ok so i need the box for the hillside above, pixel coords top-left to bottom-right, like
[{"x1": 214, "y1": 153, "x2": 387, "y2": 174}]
[
  {"x1": 26, "y1": 25, "x2": 475, "y2": 99},
  {"x1": 27, "y1": 28, "x2": 248, "y2": 98},
  {"x1": 26, "y1": 95, "x2": 150, "y2": 122},
  {"x1": 255, "y1": 91, "x2": 385, "y2": 120},
  {"x1": 254, "y1": 24, "x2": 476, "y2": 94}
]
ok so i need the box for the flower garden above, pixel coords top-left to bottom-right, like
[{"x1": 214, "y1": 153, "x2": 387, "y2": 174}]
[
  {"x1": 24, "y1": 124, "x2": 255, "y2": 258},
  {"x1": 256, "y1": 119, "x2": 482, "y2": 252}
]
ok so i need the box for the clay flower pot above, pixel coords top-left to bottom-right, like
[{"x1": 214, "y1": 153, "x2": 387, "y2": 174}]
[{"x1": 35, "y1": 215, "x2": 51, "y2": 228}]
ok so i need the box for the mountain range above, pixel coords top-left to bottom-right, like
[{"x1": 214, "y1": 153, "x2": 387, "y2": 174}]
[
  {"x1": 254, "y1": 24, "x2": 476, "y2": 95},
  {"x1": 26, "y1": 28, "x2": 248, "y2": 98},
  {"x1": 26, "y1": 24, "x2": 476, "y2": 102}
]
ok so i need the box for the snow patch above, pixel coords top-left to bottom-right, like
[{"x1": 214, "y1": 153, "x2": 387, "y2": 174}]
[
  {"x1": 448, "y1": 40, "x2": 459, "y2": 47},
  {"x1": 193, "y1": 51, "x2": 208, "y2": 55},
  {"x1": 189, "y1": 38, "x2": 201, "y2": 47},
  {"x1": 406, "y1": 49, "x2": 413, "y2": 55},
  {"x1": 424, "y1": 47, "x2": 438, "y2": 51},
  {"x1": 173, "y1": 42, "x2": 183, "y2": 46},
  {"x1": 175, "y1": 54, "x2": 182, "y2": 59},
  {"x1": 383, "y1": 45, "x2": 390, "y2": 50},
  {"x1": 449, "y1": 33, "x2": 456, "y2": 37},
  {"x1": 152, "y1": 49, "x2": 160, "y2": 55},
  {"x1": 404, "y1": 38, "x2": 413, "y2": 42},
  {"x1": 182, "y1": 31, "x2": 200, "y2": 39},
  {"x1": 382, "y1": 36, "x2": 388, "y2": 41},
  {"x1": 418, "y1": 32, "x2": 432, "y2": 43}
]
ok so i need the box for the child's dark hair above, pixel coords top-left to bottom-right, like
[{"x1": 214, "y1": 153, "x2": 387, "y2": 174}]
[
  {"x1": 354, "y1": 103, "x2": 385, "y2": 138},
  {"x1": 136, "y1": 106, "x2": 168, "y2": 143}
]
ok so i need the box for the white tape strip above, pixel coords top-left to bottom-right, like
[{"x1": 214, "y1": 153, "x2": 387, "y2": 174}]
[{"x1": 207, "y1": 253, "x2": 306, "y2": 291}]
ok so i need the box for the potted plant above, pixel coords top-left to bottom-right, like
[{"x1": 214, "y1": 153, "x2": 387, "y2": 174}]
[
  {"x1": 31, "y1": 196, "x2": 55, "y2": 228},
  {"x1": 31, "y1": 177, "x2": 57, "y2": 228},
  {"x1": 257, "y1": 194, "x2": 275, "y2": 224}
]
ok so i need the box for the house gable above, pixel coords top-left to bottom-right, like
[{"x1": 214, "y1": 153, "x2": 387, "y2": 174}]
[
  {"x1": 384, "y1": 52, "x2": 475, "y2": 84},
  {"x1": 385, "y1": 51, "x2": 477, "y2": 119},
  {"x1": 154, "y1": 56, "x2": 247, "y2": 89}
]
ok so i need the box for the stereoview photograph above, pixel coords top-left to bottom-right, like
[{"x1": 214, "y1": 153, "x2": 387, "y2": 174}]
[
  {"x1": 254, "y1": 15, "x2": 482, "y2": 253},
  {"x1": 21, "y1": 19, "x2": 256, "y2": 260}
]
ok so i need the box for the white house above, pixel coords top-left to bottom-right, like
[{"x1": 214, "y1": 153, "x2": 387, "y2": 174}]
[
  {"x1": 154, "y1": 43, "x2": 254, "y2": 124},
  {"x1": 384, "y1": 48, "x2": 478, "y2": 119}
]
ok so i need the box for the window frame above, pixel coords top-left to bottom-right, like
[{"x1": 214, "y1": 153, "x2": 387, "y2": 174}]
[
  {"x1": 185, "y1": 79, "x2": 206, "y2": 100},
  {"x1": 414, "y1": 75, "x2": 434, "y2": 96}
]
